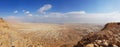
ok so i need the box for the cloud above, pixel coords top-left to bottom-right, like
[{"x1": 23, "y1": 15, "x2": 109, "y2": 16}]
[
  {"x1": 66, "y1": 11, "x2": 86, "y2": 14},
  {"x1": 25, "y1": 11, "x2": 30, "y2": 14},
  {"x1": 22, "y1": 10, "x2": 32, "y2": 16},
  {"x1": 38, "y1": 4, "x2": 52, "y2": 14},
  {"x1": 14, "y1": 10, "x2": 18, "y2": 14},
  {"x1": 22, "y1": 10, "x2": 25, "y2": 12},
  {"x1": 28, "y1": 14, "x2": 32, "y2": 16},
  {"x1": 5, "y1": 10, "x2": 120, "y2": 24},
  {"x1": 22, "y1": 10, "x2": 30, "y2": 14}
]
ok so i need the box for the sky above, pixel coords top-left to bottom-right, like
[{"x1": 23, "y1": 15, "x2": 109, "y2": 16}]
[{"x1": 1, "y1": 0, "x2": 120, "y2": 23}]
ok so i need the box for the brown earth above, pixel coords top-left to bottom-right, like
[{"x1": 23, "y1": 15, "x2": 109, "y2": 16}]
[
  {"x1": 74, "y1": 22, "x2": 120, "y2": 47},
  {"x1": 0, "y1": 18, "x2": 102, "y2": 47}
]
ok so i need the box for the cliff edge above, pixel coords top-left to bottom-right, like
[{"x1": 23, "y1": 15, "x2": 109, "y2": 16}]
[{"x1": 74, "y1": 22, "x2": 120, "y2": 47}]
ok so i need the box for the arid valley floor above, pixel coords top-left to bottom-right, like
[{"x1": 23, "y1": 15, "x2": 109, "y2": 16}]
[{"x1": 0, "y1": 18, "x2": 120, "y2": 47}]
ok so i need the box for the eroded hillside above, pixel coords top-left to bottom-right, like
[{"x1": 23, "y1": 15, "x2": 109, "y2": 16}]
[
  {"x1": 0, "y1": 18, "x2": 103, "y2": 47},
  {"x1": 74, "y1": 22, "x2": 120, "y2": 47}
]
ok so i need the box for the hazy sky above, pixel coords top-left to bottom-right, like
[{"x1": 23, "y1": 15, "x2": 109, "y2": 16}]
[{"x1": 1, "y1": 0, "x2": 120, "y2": 23}]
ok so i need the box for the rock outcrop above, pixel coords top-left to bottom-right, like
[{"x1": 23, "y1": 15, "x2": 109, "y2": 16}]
[
  {"x1": 0, "y1": 18, "x2": 9, "y2": 29},
  {"x1": 0, "y1": 18, "x2": 12, "y2": 47},
  {"x1": 74, "y1": 22, "x2": 120, "y2": 47}
]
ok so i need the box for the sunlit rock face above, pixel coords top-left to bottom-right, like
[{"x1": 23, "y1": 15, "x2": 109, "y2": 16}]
[
  {"x1": 0, "y1": 18, "x2": 11, "y2": 47},
  {"x1": 101, "y1": 22, "x2": 120, "y2": 31},
  {"x1": 0, "y1": 18, "x2": 9, "y2": 29},
  {"x1": 74, "y1": 22, "x2": 120, "y2": 47}
]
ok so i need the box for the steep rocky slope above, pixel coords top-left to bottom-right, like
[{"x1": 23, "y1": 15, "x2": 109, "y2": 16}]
[
  {"x1": 0, "y1": 18, "x2": 20, "y2": 47},
  {"x1": 74, "y1": 22, "x2": 120, "y2": 47}
]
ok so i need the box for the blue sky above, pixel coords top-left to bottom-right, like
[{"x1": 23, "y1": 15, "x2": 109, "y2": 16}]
[
  {"x1": 0, "y1": 0, "x2": 120, "y2": 16},
  {"x1": 1, "y1": 0, "x2": 120, "y2": 23}
]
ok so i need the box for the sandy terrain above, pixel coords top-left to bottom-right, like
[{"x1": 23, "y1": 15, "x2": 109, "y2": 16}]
[{"x1": 0, "y1": 18, "x2": 103, "y2": 47}]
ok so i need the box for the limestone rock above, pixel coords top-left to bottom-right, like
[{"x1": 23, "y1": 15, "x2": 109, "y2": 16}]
[
  {"x1": 74, "y1": 22, "x2": 120, "y2": 47},
  {"x1": 85, "y1": 43, "x2": 94, "y2": 47}
]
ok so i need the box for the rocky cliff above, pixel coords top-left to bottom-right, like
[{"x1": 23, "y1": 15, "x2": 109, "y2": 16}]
[
  {"x1": 74, "y1": 22, "x2": 120, "y2": 47},
  {"x1": 0, "y1": 18, "x2": 12, "y2": 47}
]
